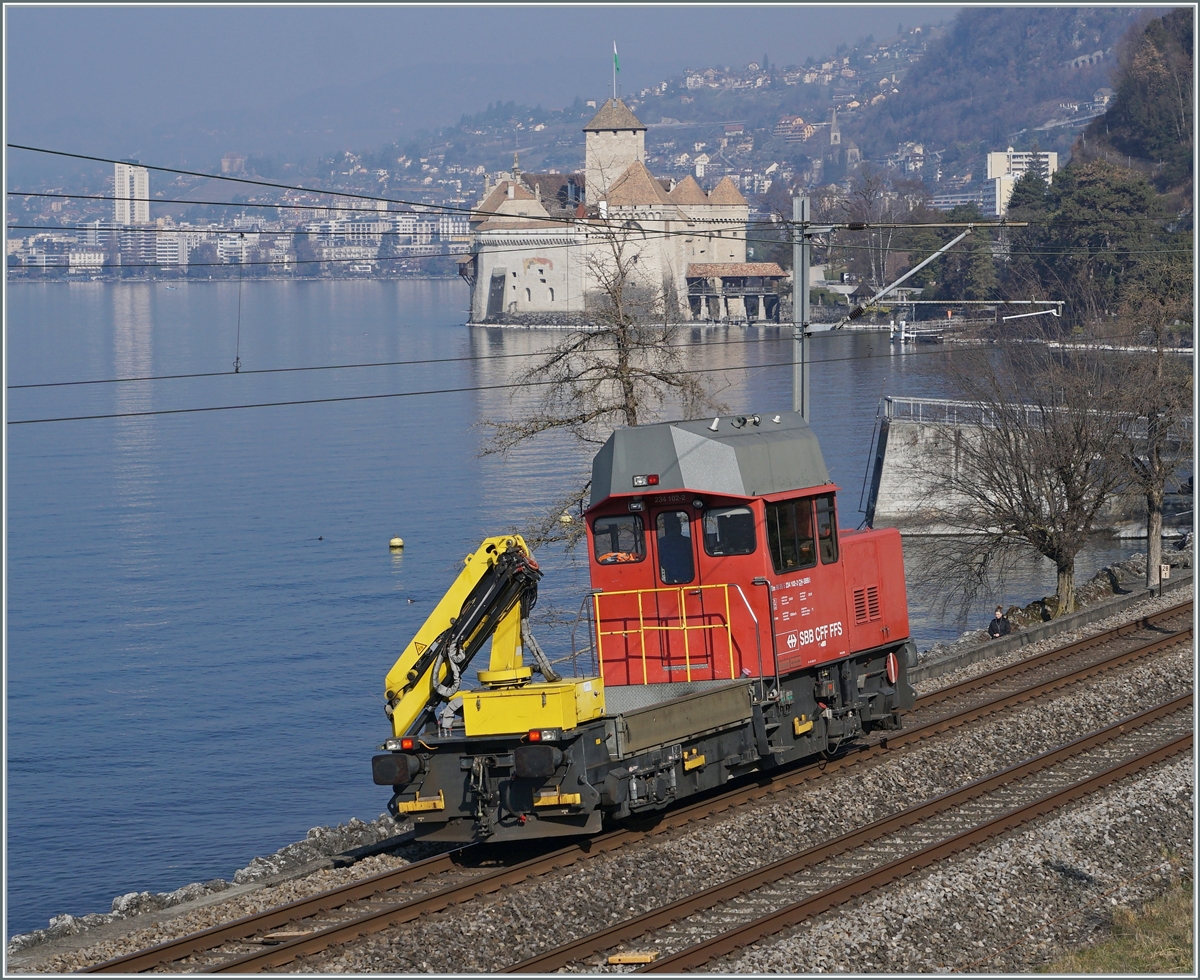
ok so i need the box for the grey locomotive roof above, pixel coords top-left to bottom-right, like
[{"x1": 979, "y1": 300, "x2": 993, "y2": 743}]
[{"x1": 589, "y1": 411, "x2": 830, "y2": 509}]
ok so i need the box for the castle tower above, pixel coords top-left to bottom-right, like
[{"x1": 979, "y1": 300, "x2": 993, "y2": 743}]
[{"x1": 583, "y1": 98, "x2": 647, "y2": 203}]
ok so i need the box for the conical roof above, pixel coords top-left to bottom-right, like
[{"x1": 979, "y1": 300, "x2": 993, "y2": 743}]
[
  {"x1": 583, "y1": 98, "x2": 647, "y2": 132},
  {"x1": 669, "y1": 175, "x2": 709, "y2": 205},
  {"x1": 707, "y1": 176, "x2": 748, "y2": 206},
  {"x1": 604, "y1": 160, "x2": 674, "y2": 206}
]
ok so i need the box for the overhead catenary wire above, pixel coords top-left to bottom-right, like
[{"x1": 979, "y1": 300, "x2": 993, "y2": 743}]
[
  {"x1": 7, "y1": 338, "x2": 1139, "y2": 427},
  {"x1": 10, "y1": 142, "x2": 1045, "y2": 238},
  {"x1": 0, "y1": 329, "x2": 957, "y2": 391},
  {"x1": 7, "y1": 190, "x2": 799, "y2": 231}
]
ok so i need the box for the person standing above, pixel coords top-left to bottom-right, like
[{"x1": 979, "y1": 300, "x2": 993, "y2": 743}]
[{"x1": 988, "y1": 605, "x2": 1011, "y2": 639}]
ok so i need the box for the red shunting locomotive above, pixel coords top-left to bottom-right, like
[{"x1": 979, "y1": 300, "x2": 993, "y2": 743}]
[{"x1": 374, "y1": 411, "x2": 915, "y2": 842}]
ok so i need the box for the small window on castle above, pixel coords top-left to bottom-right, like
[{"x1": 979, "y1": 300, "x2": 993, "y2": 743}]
[
  {"x1": 525, "y1": 288, "x2": 531, "y2": 301},
  {"x1": 548, "y1": 288, "x2": 555, "y2": 301}
]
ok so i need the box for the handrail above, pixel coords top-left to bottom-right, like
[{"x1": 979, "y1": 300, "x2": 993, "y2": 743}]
[
  {"x1": 569, "y1": 593, "x2": 601, "y2": 682},
  {"x1": 592, "y1": 584, "x2": 746, "y2": 687},
  {"x1": 884, "y1": 394, "x2": 1195, "y2": 435},
  {"x1": 729, "y1": 583, "x2": 767, "y2": 701}
]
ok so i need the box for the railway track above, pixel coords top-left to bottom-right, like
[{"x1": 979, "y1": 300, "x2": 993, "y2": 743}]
[
  {"x1": 508, "y1": 694, "x2": 1192, "y2": 972},
  {"x1": 80, "y1": 601, "x2": 1192, "y2": 974}
]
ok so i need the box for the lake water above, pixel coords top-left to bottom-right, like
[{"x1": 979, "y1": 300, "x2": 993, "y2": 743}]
[{"x1": 5, "y1": 280, "x2": 1138, "y2": 936}]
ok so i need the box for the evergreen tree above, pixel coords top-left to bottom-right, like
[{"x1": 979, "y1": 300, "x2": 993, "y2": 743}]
[
  {"x1": 1004, "y1": 170, "x2": 1050, "y2": 216},
  {"x1": 1003, "y1": 161, "x2": 1163, "y2": 325},
  {"x1": 964, "y1": 237, "x2": 998, "y2": 300}
]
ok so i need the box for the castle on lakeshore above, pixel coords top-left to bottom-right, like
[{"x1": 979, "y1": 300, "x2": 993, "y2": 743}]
[{"x1": 459, "y1": 99, "x2": 787, "y2": 325}]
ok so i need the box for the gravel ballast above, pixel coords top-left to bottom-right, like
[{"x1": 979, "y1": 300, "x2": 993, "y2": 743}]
[
  {"x1": 272, "y1": 642, "x2": 1193, "y2": 973},
  {"x1": 720, "y1": 755, "x2": 1194, "y2": 974}
]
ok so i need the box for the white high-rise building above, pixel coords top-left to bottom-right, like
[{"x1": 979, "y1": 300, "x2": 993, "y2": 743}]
[
  {"x1": 114, "y1": 162, "x2": 150, "y2": 225},
  {"x1": 987, "y1": 147, "x2": 1058, "y2": 216}
]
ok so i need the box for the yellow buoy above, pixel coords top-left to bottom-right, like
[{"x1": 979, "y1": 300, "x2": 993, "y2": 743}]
[{"x1": 389, "y1": 536, "x2": 404, "y2": 549}]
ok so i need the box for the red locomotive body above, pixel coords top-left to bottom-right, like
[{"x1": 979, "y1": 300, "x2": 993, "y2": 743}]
[{"x1": 586, "y1": 412, "x2": 913, "y2": 732}]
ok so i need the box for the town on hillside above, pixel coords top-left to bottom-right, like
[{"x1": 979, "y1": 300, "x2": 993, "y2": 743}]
[{"x1": 6, "y1": 11, "x2": 1151, "y2": 289}]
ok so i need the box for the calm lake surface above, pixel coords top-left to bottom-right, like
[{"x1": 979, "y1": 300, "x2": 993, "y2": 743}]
[{"x1": 5, "y1": 280, "x2": 1136, "y2": 935}]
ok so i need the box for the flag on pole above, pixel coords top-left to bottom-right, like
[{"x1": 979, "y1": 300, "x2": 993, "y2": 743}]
[{"x1": 614, "y1": 41, "x2": 619, "y2": 73}]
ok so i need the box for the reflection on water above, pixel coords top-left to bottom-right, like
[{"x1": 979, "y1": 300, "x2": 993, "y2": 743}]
[
  {"x1": 5, "y1": 280, "x2": 1150, "y2": 937},
  {"x1": 110, "y1": 286, "x2": 160, "y2": 572}
]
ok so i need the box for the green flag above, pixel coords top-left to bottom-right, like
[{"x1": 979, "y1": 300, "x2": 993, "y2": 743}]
[{"x1": 614, "y1": 41, "x2": 619, "y2": 73}]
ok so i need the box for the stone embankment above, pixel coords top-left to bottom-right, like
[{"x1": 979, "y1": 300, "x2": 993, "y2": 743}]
[
  {"x1": 5, "y1": 814, "x2": 433, "y2": 960},
  {"x1": 6, "y1": 541, "x2": 1193, "y2": 971}
]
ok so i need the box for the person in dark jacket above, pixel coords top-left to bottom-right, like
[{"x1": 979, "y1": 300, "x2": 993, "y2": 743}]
[{"x1": 987, "y1": 606, "x2": 1011, "y2": 638}]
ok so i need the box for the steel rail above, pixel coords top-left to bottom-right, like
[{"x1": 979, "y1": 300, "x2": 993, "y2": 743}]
[
  {"x1": 898, "y1": 624, "x2": 1191, "y2": 738},
  {"x1": 75, "y1": 848, "x2": 477, "y2": 973},
  {"x1": 639, "y1": 728, "x2": 1193, "y2": 972},
  {"x1": 199, "y1": 623, "x2": 1194, "y2": 975},
  {"x1": 505, "y1": 693, "x2": 1192, "y2": 972},
  {"x1": 78, "y1": 601, "x2": 1192, "y2": 973}
]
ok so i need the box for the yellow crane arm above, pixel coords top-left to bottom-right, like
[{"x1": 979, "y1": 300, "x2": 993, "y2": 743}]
[{"x1": 384, "y1": 536, "x2": 540, "y2": 737}]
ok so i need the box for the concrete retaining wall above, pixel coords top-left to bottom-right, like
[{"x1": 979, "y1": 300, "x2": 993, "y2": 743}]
[{"x1": 866, "y1": 417, "x2": 1190, "y2": 535}]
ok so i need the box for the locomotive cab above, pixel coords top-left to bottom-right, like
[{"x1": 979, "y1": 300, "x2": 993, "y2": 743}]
[{"x1": 585, "y1": 411, "x2": 914, "y2": 740}]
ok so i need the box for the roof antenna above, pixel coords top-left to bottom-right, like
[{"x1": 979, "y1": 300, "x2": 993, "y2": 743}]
[{"x1": 708, "y1": 417, "x2": 720, "y2": 431}]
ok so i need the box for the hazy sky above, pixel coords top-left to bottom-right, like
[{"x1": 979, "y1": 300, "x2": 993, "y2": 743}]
[{"x1": 6, "y1": 4, "x2": 960, "y2": 178}]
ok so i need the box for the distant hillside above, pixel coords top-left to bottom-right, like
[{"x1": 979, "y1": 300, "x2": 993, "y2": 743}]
[
  {"x1": 1077, "y1": 8, "x2": 1193, "y2": 196},
  {"x1": 849, "y1": 7, "x2": 1143, "y2": 169}
]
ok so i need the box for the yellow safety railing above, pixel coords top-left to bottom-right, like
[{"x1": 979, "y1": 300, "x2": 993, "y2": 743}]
[{"x1": 592, "y1": 584, "x2": 736, "y2": 685}]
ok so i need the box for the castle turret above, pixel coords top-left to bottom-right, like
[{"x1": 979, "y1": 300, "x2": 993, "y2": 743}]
[{"x1": 583, "y1": 99, "x2": 647, "y2": 203}]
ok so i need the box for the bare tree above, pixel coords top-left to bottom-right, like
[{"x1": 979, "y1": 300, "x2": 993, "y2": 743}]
[
  {"x1": 482, "y1": 223, "x2": 725, "y2": 545},
  {"x1": 911, "y1": 342, "x2": 1131, "y2": 617},
  {"x1": 843, "y1": 165, "x2": 897, "y2": 288},
  {"x1": 1117, "y1": 257, "x2": 1193, "y2": 587}
]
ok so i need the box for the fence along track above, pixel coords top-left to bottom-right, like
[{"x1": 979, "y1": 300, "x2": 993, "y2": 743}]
[
  {"x1": 79, "y1": 601, "x2": 1191, "y2": 974},
  {"x1": 505, "y1": 694, "x2": 1192, "y2": 973}
]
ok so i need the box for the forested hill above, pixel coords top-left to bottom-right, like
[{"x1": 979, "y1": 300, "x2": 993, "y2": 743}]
[
  {"x1": 848, "y1": 7, "x2": 1142, "y2": 169},
  {"x1": 1077, "y1": 7, "x2": 1193, "y2": 197}
]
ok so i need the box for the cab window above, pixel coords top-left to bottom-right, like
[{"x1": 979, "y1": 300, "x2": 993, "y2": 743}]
[
  {"x1": 815, "y1": 494, "x2": 839, "y2": 564},
  {"x1": 592, "y1": 514, "x2": 645, "y2": 564},
  {"x1": 656, "y1": 510, "x2": 695, "y2": 584},
  {"x1": 703, "y1": 506, "x2": 757, "y2": 557},
  {"x1": 766, "y1": 498, "x2": 816, "y2": 574}
]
